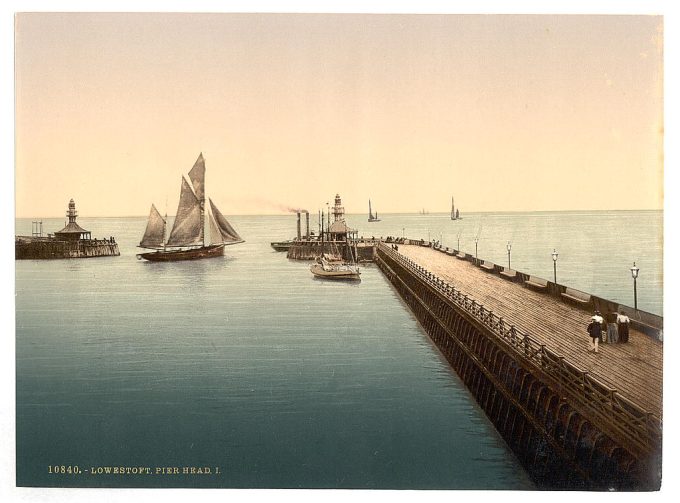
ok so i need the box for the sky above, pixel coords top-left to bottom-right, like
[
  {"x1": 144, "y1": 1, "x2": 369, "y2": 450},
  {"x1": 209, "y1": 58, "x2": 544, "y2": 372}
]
[{"x1": 14, "y1": 13, "x2": 663, "y2": 217}]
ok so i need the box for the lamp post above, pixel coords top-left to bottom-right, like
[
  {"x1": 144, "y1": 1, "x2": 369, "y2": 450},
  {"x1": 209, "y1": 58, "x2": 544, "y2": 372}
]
[
  {"x1": 402, "y1": 227, "x2": 405, "y2": 238},
  {"x1": 506, "y1": 241, "x2": 512, "y2": 269},
  {"x1": 457, "y1": 234, "x2": 460, "y2": 251},
  {"x1": 552, "y1": 249, "x2": 558, "y2": 284},
  {"x1": 631, "y1": 262, "x2": 639, "y2": 310},
  {"x1": 474, "y1": 237, "x2": 479, "y2": 260}
]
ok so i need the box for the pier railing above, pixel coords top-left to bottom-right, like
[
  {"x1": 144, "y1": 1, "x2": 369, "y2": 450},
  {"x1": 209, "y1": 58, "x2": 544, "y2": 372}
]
[
  {"x1": 377, "y1": 243, "x2": 661, "y2": 457},
  {"x1": 424, "y1": 241, "x2": 662, "y2": 338}
]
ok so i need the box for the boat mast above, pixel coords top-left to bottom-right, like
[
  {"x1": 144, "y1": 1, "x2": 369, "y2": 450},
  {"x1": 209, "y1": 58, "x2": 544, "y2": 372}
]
[
  {"x1": 200, "y1": 174, "x2": 205, "y2": 248},
  {"x1": 187, "y1": 152, "x2": 206, "y2": 248},
  {"x1": 164, "y1": 197, "x2": 168, "y2": 250}
]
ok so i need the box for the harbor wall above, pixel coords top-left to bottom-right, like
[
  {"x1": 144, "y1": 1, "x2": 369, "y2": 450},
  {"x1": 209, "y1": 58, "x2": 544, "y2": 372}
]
[
  {"x1": 15, "y1": 237, "x2": 120, "y2": 259},
  {"x1": 374, "y1": 244, "x2": 661, "y2": 490},
  {"x1": 286, "y1": 240, "x2": 375, "y2": 262}
]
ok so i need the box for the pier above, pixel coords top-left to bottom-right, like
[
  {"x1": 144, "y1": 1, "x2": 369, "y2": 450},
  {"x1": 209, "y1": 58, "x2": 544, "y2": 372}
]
[
  {"x1": 374, "y1": 241, "x2": 662, "y2": 489},
  {"x1": 397, "y1": 243, "x2": 662, "y2": 417},
  {"x1": 15, "y1": 199, "x2": 120, "y2": 260},
  {"x1": 15, "y1": 235, "x2": 120, "y2": 259},
  {"x1": 286, "y1": 239, "x2": 376, "y2": 262},
  {"x1": 284, "y1": 198, "x2": 376, "y2": 262}
]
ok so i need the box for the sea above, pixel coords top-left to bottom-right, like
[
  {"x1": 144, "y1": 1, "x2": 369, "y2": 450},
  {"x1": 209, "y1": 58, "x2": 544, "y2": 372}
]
[{"x1": 14, "y1": 210, "x2": 662, "y2": 489}]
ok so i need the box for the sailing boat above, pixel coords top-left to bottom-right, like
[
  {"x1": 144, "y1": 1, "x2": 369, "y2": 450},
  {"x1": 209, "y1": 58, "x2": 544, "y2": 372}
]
[
  {"x1": 368, "y1": 199, "x2": 381, "y2": 222},
  {"x1": 137, "y1": 153, "x2": 244, "y2": 261},
  {"x1": 450, "y1": 197, "x2": 461, "y2": 220}
]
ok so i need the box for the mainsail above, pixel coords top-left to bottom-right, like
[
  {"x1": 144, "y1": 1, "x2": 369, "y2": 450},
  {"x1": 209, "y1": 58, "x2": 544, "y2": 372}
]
[
  {"x1": 188, "y1": 152, "x2": 206, "y2": 246},
  {"x1": 166, "y1": 176, "x2": 204, "y2": 247},
  {"x1": 139, "y1": 204, "x2": 166, "y2": 249},
  {"x1": 209, "y1": 198, "x2": 243, "y2": 244}
]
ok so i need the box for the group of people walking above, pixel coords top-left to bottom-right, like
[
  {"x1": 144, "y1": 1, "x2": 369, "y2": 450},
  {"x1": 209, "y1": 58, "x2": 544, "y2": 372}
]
[{"x1": 586, "y1": 309, "x2": 630, "y2": 353}]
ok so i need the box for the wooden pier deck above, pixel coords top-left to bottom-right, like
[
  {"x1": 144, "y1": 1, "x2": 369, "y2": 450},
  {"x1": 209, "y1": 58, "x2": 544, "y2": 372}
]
[{"x1": 397, "y1": 244, "x2": 663, "y2": 420}]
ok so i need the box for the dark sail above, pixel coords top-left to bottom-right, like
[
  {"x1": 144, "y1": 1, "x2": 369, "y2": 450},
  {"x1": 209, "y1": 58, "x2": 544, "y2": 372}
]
[
  {"x1": 166, "y1": 177, "x2": 203, "y2": 247},
  {"x1": 208, "y1": 208, "x2": 222, "y2": 246},
  {"x1": 139, "y1": 204, "x2": 166, "y2": 248},
  {"x1": 209, "y1": 198, "x2": 243, "y2": 244},
  {"x1": 188, "y1": 153, "x2": 205, "y2": 201}
]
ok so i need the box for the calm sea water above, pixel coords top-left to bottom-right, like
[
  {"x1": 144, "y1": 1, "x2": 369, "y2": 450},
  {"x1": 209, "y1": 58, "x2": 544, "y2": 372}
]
[{"x1": 15, "y1": 211, "x2": 662, "y2": 489}]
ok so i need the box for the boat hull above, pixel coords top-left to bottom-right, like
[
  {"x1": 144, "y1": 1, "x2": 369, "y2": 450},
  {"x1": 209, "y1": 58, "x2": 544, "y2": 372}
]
[
  {"x1": 138, "y1": 244, "x2": 225, "y2": 262},
  {"x1": 367, "y1": 218, "x2": 381, "y2": 222},
  {"x1": 270, "y1": 240, "x2": 294, "y2": 252},
  {"x1": 310, "y1": 263, "x2": 361, "y2": 280}
]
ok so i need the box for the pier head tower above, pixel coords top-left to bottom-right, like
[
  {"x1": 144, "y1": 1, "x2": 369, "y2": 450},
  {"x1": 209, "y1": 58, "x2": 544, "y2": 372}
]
[
  {"x1": 328, "y1": 193, "x2": 357, "y2": 242},
  {"x1": 332, "y1": 193, "x2": 345, "y2": 222},
  {"x1": 54, "y1": 199, "x2": 91, "y2": 242}
]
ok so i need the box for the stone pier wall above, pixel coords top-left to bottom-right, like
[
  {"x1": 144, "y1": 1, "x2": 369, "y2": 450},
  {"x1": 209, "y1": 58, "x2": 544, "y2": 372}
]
[{"x1": 15, "y1": 238, "x2": 120, "y2": 259}]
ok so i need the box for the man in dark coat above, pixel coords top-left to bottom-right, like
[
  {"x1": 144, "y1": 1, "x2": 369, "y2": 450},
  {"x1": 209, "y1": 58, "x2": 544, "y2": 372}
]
[
  {"x1": 587, "y1": 311, "x2": 603, "y2": 353},
  {"x1": 617, "y1": 310, "x2": 631, "y2": 343}
]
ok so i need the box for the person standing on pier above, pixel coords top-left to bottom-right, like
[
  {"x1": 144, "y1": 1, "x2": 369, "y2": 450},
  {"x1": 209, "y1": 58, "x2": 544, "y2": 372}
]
[
  {"x1": 617, "y1": 310, "x2": 631, "y2": 343},
  {"x1": 587, "y1": 311, "x2": 604, "y2": 353},
  {"x1": 607, "y1": 312, "x2": 619, "y2": 343}
]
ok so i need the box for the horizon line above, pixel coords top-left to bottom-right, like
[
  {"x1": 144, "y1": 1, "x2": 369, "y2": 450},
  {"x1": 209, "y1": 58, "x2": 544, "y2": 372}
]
[{"x1": 14, "y1": 207, "x2": 664, "y2": 220}]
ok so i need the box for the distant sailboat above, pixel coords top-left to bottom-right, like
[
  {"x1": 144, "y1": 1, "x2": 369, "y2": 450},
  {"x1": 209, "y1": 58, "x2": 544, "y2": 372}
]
[
  {"x1": 368, "y1": 199, "x2": 381, "y2": 222},
  {"x1": 137, "y1": 153, "x2": 244, "y2": 261},
  {"x1": 450, "y1": 197, "x2": 461, "y2": 220}
]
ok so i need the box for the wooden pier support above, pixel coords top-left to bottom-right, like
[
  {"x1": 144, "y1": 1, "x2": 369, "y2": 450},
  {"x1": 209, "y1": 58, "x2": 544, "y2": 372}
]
[
  {"x1": 375, "y1": 243, "x2": 661, "y2": 490},
  {"x1": 286, "y1": 240, "x2": 375, "y2": 262},
  {"x1": 15, "y1": 237, "x2": 120, "y2": 259}
]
